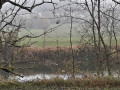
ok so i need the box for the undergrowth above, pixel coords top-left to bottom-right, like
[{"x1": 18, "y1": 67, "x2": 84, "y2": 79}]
[{"x1": 0, "y1": 76, "x2": 120, "y2": 90}]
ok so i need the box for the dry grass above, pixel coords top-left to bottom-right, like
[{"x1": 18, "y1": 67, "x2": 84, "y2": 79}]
[
  {"x1": 29, "y1": 76, "x2": 120, "y2": 88},
  {"x1": 0, "y1": 76, "x2": 120, "y2": 90}
]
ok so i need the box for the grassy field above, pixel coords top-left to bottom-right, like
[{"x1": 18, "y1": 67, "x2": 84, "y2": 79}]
[
  {"x1": 19, "y1": 24, "x2": 80, "y2": 47},
  {"x1": 28, "y1": 37, "x2": 79, "y2": 47},
  {"x1": 18, "y1": 24, "x2": 120, "y2": 47}
]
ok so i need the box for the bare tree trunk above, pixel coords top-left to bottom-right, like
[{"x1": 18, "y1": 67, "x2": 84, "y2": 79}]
[
  {"x1": 43, "y1": 29, "x2": 46, "y2": 62},
  {"x1": 97, "y1": 0, "x2": 111, "y2": 75},
  {"x1": 112, "y1": 8, "x2": 118, "y2": 62},
  {"x1": 91, "y1": 0, "x2": 99, "y2": 75},
  {"x1": 69, "y1": 7, "x2": 75, "y2": 78},
  {"x1": 0, "y1": 22, "x2": 2, "y2": 52}
]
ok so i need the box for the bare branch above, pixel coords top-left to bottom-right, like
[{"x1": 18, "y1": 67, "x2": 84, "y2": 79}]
[
  {"x1": 0, "y1": 0, "x2": 55, "y2": 12},
  {"x1": 112, "y1": 0, "x2": 120, "y2": 4}
]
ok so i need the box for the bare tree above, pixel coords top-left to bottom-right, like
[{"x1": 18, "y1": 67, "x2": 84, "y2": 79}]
[
  {"x1": 0, "y1": 0, "x2": 55, "y2": 12},
  {"x1": 42, "y1": 19, "x2": 50, "y2": 62},
  {"x1": 0, "y1": 0, "x2": 53, "y2": 77}
]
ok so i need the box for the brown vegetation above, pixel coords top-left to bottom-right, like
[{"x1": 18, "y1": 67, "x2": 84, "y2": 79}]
[
  {"x1": 12, "y1": 46, "x2": 120, "y2": 74},
  {"x1": 0, "y1": 76, "x2": 120, "y2": 89}
]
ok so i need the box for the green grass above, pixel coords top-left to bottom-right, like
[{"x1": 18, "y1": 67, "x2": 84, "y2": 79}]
[
  {"x1": 18, "y1": 24, "x2": 120, "y2": 47},
  {"x1": 30, "y1": 37, "x2": 79, "y2": 47},
  {"x1": 19, "y1": 24, "x2": 80, "y2": 47},
  {"x1": 19, "y1": 36, "x2": 79, "y2": 47}
]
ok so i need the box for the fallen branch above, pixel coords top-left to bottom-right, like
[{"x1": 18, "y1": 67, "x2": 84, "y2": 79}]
[{"x1": 0, "y1": 66, "x2": 24, "y2": 78}]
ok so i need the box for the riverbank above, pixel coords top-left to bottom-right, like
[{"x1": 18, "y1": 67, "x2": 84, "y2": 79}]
[{"x1": 0, "y1": 76, "x2": 120, "y2": 90}]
